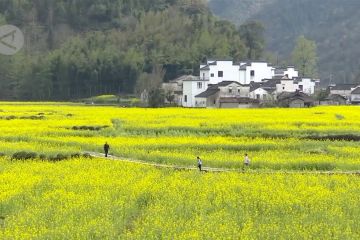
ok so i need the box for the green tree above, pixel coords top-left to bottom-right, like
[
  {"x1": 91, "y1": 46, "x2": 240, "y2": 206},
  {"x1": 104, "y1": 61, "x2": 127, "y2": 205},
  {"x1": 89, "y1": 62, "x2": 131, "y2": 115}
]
[
  {"x1": 239, "y1": 21, "x2": 265, "y2": 60},
  {"x1": 292, "y1": 36, "x2": 318, "y2": 78}
]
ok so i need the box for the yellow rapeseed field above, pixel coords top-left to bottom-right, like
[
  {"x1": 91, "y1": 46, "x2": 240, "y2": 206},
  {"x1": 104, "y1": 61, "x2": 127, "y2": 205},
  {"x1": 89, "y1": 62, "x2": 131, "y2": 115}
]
[
  {"x1": 1, "y1": 103, "x2": 360, "y2": 239},
  {"x1": 1, "y1": 158, "x2": 360, "y2": 239},
  {"x1": 0, "y1": 103, "x2": 360, "y2": 170}
]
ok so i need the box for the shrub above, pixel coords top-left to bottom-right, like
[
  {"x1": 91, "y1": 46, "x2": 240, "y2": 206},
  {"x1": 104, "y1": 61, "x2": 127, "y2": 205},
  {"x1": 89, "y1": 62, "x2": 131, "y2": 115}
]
[
  {"x1": 72, "y1": 125, "x2": 109, "y2": 131},
  {"x1": 49, "y1": 154, "x2": 68, "y2": 162},
  {"x1": 335, "y1": 114, "x2": 345, "y2": 120},
  {"x1": 12, "y1": 151, "x2": 37, "y2": 160},
  {"x1": 5, "y1": 116, "x2": 16, "y2": 120},
  {"x1": 20, "y1": 116, "x2": 45, "y2": 120},
  {"x1": 71, "y1": 153, "x2": 81, "y2": 158},
  {"x1": 82, "y1": 153, "x2": 92, "y2": 159}
]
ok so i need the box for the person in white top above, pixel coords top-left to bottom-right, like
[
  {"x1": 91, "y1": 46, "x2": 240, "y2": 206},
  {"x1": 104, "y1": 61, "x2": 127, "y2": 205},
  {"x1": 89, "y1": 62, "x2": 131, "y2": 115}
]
[
  {"x1": 244, "y1": 153, "x2": 250, "y2": 167},
  {"x1": 197, "y1": 156, "x2": 202, "y2": 172}
]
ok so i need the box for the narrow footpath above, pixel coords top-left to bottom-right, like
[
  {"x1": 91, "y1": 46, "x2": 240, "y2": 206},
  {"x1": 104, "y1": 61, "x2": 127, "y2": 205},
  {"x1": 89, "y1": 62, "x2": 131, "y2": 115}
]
[{"x1": 85, "y1": 151, "x2": 360, "y2": 175}]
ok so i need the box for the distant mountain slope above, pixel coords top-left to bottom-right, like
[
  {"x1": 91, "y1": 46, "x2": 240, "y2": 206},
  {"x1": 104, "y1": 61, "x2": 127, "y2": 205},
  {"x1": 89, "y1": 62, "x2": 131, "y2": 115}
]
[
  {"x1": 208, "y1": 0, "x2": 275, "y2": 25},
  {"x1": 209, "y1": 0, "x2": 360, "y2": 83}
]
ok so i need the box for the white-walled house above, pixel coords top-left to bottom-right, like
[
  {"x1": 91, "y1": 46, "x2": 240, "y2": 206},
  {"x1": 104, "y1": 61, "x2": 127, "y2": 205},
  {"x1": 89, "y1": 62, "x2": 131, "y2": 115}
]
[
  {"x1": 194, "y1": 81, "x2": 251, "y2": 108},
  {"x1": 350, "y1": 87, "x2": 360, "y2": 104},
  {"x1": 275, "y1": 77, "x2": 300, "y2": 94},
  {"x1": 329, "y1": 84, "x2": 359, "y2": 99},
  {"x1": 274, "y1": 66, "x2": 299, "y2": 79},
  {"x1": 250, "y1": 87, "x2": 276, "y2": 101},
  {"x1": 274, "y1": 77, "x2": 319, "y2": 95},
  {"x1": 239, "y1": 62, "x2": 275, "y2": 84},
  {"x1": 200, "y1": 60, "x2": 277, "y2": 85},
  {"x1": 200, "y1": 60, "x2": 239, "y2": 84},
  {"x1": 297, "y1": 78, "x2": 319, "y2": 95},
  {"x1": 182, "y1": 76, "x2": 209, "y2": 107},
  {"x1": 284, "y1": 67, "x2": 299, "y2": 79}
]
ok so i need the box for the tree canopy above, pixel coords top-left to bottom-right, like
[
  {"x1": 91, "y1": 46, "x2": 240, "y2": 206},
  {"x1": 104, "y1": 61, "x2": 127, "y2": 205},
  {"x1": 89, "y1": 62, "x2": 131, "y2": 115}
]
[
  {"x1": 0, "y1": 0, "x2": 264, "y2": 100},
  {"x1": 291, "y1": 35, "x2": 318, "y2": 78}
]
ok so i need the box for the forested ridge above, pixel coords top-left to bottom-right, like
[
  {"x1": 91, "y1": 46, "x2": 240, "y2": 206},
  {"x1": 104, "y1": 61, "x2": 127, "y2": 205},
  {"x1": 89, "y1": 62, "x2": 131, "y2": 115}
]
[
  {"x1": 0, "y1": 0, "x2": 258, "y2": 100},
  {"x1": 209, "y1": 0, "x2": 360, "y2": 84}
]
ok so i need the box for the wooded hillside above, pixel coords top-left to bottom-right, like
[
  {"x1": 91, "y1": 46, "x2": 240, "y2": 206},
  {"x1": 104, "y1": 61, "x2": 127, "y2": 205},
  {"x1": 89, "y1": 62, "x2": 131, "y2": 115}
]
[
  {"x1": 209, "y1": 0, "x2": 360, "y2": 83},
  {"x1": 0, "y1": 0, "x2": 255, "y2": 100}
]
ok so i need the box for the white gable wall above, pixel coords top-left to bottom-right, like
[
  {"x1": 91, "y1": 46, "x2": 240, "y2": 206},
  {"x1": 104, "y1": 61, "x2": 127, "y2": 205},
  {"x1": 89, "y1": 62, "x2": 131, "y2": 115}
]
[
  {"x1": 240, "y1": 62, "x2": 275, "y2": 84},
  {"x1": 298, "y1": 78, "x2": 315, "y2": 95},
  {"x1": 182, "y1": 80, "x2": 208, "y2": 107},
  {"x1": 200, "y1": 69, "x2": 210, "y2": 81},
  {"x1": 250, "y1": 88, "x2": 274, "y2": 101},
  {"x1": 351, "y1": 93, "x2": 360, "y2": 103},
  {"x1": 284, "y1": 67, "x2": 299, "y2": 79},
  {"x1": 206, "y1": 61, "x2": 239, "y2": 84},
  {"x1": 276, "y1": 80, "x2": 297, "y2": 93}
]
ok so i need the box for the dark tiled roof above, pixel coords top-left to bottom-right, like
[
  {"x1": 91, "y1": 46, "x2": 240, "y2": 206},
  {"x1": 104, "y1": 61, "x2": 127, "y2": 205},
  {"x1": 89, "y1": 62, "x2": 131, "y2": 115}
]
[
  {"x1": 182, "y1": 76, "x2": 204, "y2": 81},
  {"x1": 331, "y1": 84, "x2": 358, "y2": 91},
  {"x1": 262, "y1": 79, "x2": 279, "y2": 88},
  {"x1": 249, "y1": 79, "x2": 278, "y2": 92},
  {"x1": 219, "y1": 97, "x2": 259, "y2": 104},
  {"x1": 195, "y1": 81, "x2": 245, "y2": 98},
  {"x1": 217, "y1": 81, "x2": 242, "y2": 87},
  {"x1": 195, "y1": 88, "x2": 219, "y2": 98},
  {"x1": 207, "y1": 59, "x2": 233, "y2": 62},
  {"x1": 352, "y1": 87, "x2": 360, "y2": 94},
  {"x1": 170, "y1": 75, "x2": 200, "y2": 82},
  {"x1": 250, "y1": 82, "x2": 261, "y2": 92},
  {"x1": 274, "y1": 69, "x2": 284, "y2": 75},
  {"x1": 239, "y1": 64, "x2": 247, "y2": 70},
  {"x1": 325, "y1": 94, "x2": 346, "y2": 101},
  {"x1": 278, "y1": 91, "x2": 314, "y2": 103},
  {"x1": 200, "y1": 65, "x2": 210, "y2": 70}
]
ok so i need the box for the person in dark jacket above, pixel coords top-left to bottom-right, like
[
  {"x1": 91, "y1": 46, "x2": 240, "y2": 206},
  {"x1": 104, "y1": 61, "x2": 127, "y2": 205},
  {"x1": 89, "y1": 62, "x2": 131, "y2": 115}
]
[
  {"x1": 104, "y1": 142, "x2": 110, "y2": 157},
  {"x1": 197, "y1": 156, "x2": 203, "y2": 172}
]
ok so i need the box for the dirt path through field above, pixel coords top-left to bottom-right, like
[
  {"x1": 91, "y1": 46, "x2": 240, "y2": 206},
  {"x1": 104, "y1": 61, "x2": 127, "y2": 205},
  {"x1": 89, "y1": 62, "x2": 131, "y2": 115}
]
[{"x1": 85, "y1": 151, "x2": 360, "y2": 175}]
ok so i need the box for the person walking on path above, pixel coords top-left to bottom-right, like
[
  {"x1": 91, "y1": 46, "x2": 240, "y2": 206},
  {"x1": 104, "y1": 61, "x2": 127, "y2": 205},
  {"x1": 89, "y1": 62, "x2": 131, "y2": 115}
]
[
  {"x1": 197, "y1": 156, "x2": 203, "y2": 172},
  {"x1": 244, "y1": 153, "x2": 250, "y2": 168},
  {"x1": 104, "y1": 142, "x2": 110, "y2": 157}
]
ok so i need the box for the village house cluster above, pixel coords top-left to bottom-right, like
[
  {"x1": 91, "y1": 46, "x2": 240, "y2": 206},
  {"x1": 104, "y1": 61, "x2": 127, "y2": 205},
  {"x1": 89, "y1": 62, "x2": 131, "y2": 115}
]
[{"x1": 162, "y1": 59, "x2": 322, "y2": 108}]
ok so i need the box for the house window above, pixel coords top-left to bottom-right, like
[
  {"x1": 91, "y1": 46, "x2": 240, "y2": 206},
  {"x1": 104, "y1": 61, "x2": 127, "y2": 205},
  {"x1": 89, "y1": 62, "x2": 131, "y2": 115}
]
[
  {"x1": 256, "y1": 94, "x2": 260, "y2": 100},
  {"x1": 184, "y1": 95, "x2": 187, "y2": 103},
  {"x1": 197, "y1": 82, "x2": 203, "y2": 89},
  {"x1": 250, "y1": 70, "x2": 255, "y2": 77},
  {"x1": 218, "y1": 71, "x2": 223, "y2": 77},
  {"x1": 229, "y1": 88, "x2": 233, "y2": 94},
  {"x1": 202, "y1": 73, "x2": 205, "y2": 80},
  {"x1": 238, "y1": 88, "x2": 241, "y2": 94},
  {"x1": 299, "y1": 85, "x2": 303, "y2": 91},
  {"x1": 211, "y1": 73, "x2": 214, "y2": 77}
]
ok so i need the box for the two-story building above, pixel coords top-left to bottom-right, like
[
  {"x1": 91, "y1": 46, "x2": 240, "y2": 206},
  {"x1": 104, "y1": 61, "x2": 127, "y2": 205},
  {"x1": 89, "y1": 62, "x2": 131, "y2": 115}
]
[
  {"x1": 238, "y1": 62, "x2": 275, "y2": 84},
  {"x1": 199, "y1": 60, "x2": 283, "y2": 84},
  {"x1": 182, "y1": 76, "x2": 209, "y2": 108},
  {"x1": 350, "y1": 87, "x2": 360, "y2": 104},
  {"x1": 329, "y1": 84, "x2": 359, "y2": 99},
  {"x1": 194, "y1": 81, "x2": 251, "y2": 108}
]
